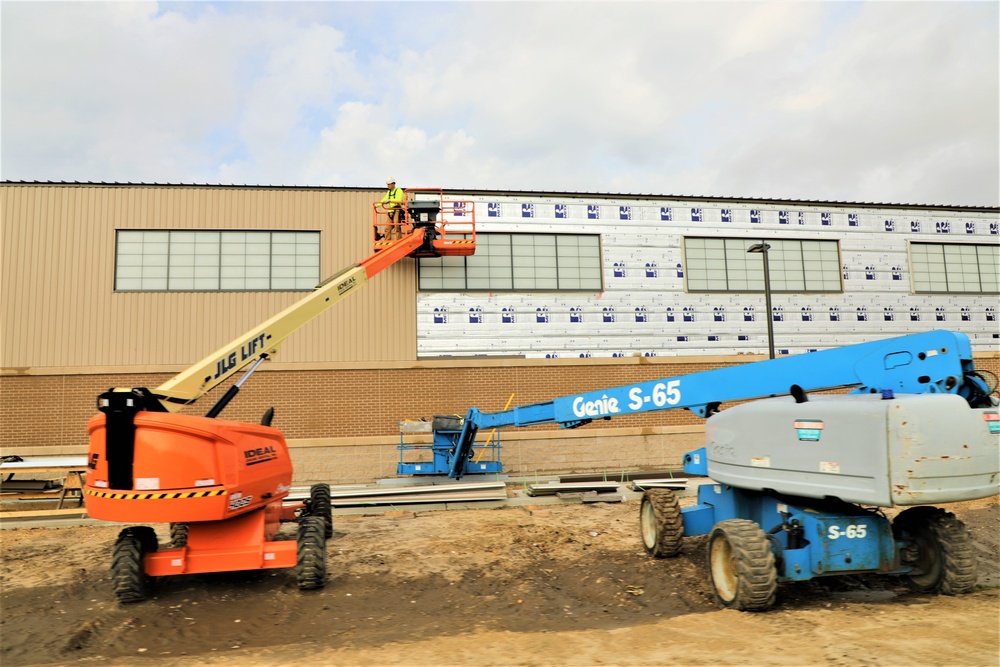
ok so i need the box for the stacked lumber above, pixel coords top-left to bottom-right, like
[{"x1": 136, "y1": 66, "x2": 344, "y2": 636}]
[
  {"x1": 558, "y1": 469, "x2": 690, "y2": 484},
  {"x1": 628, "y1": 478, "x2": 689, "y2": 491},
  {"x1": 525, "y1": 470, "x2": 691, "y2": 497},
  {"x1": 525, "y1": 481, "x2": 622, "y2": 497}
]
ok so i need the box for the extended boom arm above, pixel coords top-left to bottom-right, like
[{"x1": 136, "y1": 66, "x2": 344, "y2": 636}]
[
  {"x1": 140, "y1": 229, "x2": 429, "y2": 412},
  {"x1": 447, "y1": 330, "x2": 991, "y2": 478}
]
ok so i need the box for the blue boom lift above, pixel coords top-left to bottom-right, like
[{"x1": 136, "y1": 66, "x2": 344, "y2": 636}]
[{"x1": 435, "y1": 330, "x2": 999, "y2": 610}]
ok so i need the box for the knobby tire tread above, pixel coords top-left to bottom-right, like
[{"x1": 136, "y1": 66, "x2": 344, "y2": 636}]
[
  {"x1": 309, "y1": 483, "x2": 334, "y2": 539},
  {"x1": 895, "y1": 506, "x2": 977, "y2": 595},
  {"x1": 642, "y1": 489, "x2": 684, "y2": 558},
  {"x1": 710, "y1": 519, "x2": 777, "y2": 612},
  {"x1": 111, "y1": 526, "x2": 157, "y2": 603},
  {"x1": 297, "y1": 516, "x2": 327, "y2": 590},
  {"x1": 169, "y1": 522, "x2": 189, "y2": 548}
]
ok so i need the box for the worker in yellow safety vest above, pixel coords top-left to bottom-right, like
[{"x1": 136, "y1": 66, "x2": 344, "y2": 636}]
[{"x1": 378, "y1": 178, "x2": 407, "y2": 240}]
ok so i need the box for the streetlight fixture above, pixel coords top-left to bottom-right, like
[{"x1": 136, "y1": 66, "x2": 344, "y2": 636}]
[{"x1": 747, "y1": 242, "x2": 775, "y2": 359}]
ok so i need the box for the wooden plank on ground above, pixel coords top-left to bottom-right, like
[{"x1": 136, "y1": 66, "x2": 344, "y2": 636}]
[
  {"x1": 558, "y1": 469, "x2": 688, "y2": 483},
  {"x1": 582, "y1": 492, "x2": 628, "y2": 503},
  {"x1": 0, "y1": 491, "x2": 66, "y2": 500},
  {"x1": 327, "y1": 481, "x2": 506, "y2": 499},
  {"x1": 629, "y1": 478, "x2": 690, "y2": 490},
  {"x1": 329, "y1": 489, "x2": 508, "y2": 507},
  {"x1": 630, "y1": 482, "x2": 687, "y2": 490},
  {"x1": 1, "y1": 507, "x2": 89, "y2": 519},
  {"x1": 0, "y1": 456, "x2": 89, "y2": 472},
  {"x1": 526, "y1": 482, "x2": 621, "y2": 496}
]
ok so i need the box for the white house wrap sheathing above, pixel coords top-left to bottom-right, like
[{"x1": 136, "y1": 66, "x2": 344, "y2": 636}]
[{"x1": 417, "y1": 195, "x2": 998, "y2": 358}]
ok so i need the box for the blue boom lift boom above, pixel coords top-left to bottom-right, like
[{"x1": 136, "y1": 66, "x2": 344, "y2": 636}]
[{"x1": 436, "y1": 330, "x2": 999, "y2": 610}]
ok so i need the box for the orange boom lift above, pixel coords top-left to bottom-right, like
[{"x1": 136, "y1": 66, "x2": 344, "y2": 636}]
[{"x1": 84, "y1": 190, "x2": 475, "y2": 602}]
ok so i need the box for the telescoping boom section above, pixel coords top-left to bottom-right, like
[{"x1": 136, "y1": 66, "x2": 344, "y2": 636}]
[
  {"x1": 149, "y1": 228, "x2": 432, "y2": 412},
  {"x1": 446, "y1": 330, "x2": 995, "y2": 479}
]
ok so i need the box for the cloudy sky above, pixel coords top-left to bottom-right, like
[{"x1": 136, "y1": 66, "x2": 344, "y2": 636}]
[{"x1": 2, "y1": 1, "x2": 997, "y2": 206}]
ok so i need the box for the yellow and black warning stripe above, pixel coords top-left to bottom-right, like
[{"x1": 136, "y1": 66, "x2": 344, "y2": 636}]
[{"x1": 85, "y1": 489, "x2": 227, "y2": 501}]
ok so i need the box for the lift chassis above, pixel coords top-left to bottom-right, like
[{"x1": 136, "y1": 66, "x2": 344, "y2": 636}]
[
  {"x1": 441, "y1": 330, "x2": 999, "y2": 610},
  {"x1": 643, "y1": 483, "x2": 978, "y2": 611}
]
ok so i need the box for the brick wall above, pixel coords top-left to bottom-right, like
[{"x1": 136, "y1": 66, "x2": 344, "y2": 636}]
[
  {"x1": 0, "y1": 361, "x2": 729, "y2": 450},
  {"x1": 2, "y1": 354, "x2": 996, "y2": 485},
  {"x1": 284, "y1": 425, "x2": 705, "y2": 486}
]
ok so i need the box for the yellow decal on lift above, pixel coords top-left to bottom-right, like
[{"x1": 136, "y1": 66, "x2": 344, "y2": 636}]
[{"x1": 85, "y1": 489, "x2": 227, "y2": 500}]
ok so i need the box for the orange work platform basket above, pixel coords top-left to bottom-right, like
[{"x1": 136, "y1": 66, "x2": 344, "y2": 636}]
[{"x1": 372, "y1": 188, "x2": 476, "y2": 257}]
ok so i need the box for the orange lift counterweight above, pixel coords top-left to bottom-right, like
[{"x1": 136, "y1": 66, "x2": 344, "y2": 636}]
[{"x1": 84, "y1": 190, "x2": 475, "y2": 601}]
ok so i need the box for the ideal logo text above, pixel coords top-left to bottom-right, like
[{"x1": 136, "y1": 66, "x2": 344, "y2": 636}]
[
  {"x1": 244, "y1": 445, "x2": 279, "y2": 466},
  {"x1": 337, "y1": 275, "x2": 358, "y2": 296}
]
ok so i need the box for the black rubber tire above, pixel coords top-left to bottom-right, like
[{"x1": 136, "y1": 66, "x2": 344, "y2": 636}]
[
  {"x1": 111, "y1": 526, "x2": 158, "y2": 603},
  {"x1": 893, "y1": 506, "x2": 977, "y2": 595},
  {"x1": 707, "y1": 519, "x2": 777, "y2": 612},
  {"x1": 169, "y1": 522, "x2": 189, "y2": 548},
  {"x1": 309, "y1": 483, "x2": 334, "y2": 539},
  {"x1": 640, "y1": 488, "x2": 684, "y2": 557},
  {"x1": 296, "y1": 516, "x2": 327, "y2": 590}
]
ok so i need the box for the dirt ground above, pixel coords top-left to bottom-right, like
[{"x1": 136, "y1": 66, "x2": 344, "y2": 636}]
[{"x1": 1, "y1": 494, "x2": 998, "y2": 667}]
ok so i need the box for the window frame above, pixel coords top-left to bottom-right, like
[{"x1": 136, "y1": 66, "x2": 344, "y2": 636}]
[
  {"x1": 114, "y1": 229, "x2": 321, "y2": 292},
  {"x1": 683, "y1": 237, "x2": 843, "y2": 294},
  {"x1": 418, "y1": 232, "x2": 604, "y2": 292},
  {"x1": 909, "y1": 241, "x2": 999, "y2": 294}
]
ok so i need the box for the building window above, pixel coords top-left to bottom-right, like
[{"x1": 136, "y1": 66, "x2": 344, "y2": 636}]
[
  {"x1": 114, "y1": 230, "x2": 320, "y2": 291},
  {"x1": 910, "y1": 242, "x2": 999, "y2": 294},
  {"x1": 418, "y1": 233, "x2": 603, "y2": 291},
  {"x1": 684, "y1": 237, "x2": 842, "y2": 292}
]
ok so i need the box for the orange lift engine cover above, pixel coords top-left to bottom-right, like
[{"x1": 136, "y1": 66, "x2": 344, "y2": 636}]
[{"x1": 85, "y1": 409, "x2": 293, "y2": 525}]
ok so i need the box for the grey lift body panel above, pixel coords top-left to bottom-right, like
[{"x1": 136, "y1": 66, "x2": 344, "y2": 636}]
[{"x1": 705, "y1": 393, "x2": 999, "y2": 507}]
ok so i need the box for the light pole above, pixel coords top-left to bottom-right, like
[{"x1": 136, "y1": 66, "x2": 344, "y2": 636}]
[{"x1": 747, "y1": 242, "x2": 775, "y2": 359}]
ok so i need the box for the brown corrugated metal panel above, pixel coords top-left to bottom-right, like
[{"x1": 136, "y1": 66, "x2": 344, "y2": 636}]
[{"x1": 1, "y1": 184, "x2": 416, "y2": 370}]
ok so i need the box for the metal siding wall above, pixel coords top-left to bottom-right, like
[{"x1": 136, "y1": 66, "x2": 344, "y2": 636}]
[
  {"x1": 7, "y1": 183, "x2": 996, "y2": 370},
  {"x1": 2, "y1": 185, "x2": 116, "y2": 368},
  {"x1": 1, "y1": 185, "x2": 417, "y2": 370}
]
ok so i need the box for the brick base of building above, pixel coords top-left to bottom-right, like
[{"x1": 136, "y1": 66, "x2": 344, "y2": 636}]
[
  {"x1": 3, "y1": 353, "x2": 996, "y2": 486},
  {"x1": 286, "y1": 424, "x2": 704, "y2": 486}
]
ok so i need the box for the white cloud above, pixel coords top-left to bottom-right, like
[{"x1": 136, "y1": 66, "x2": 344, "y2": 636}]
[
  {"x1": 2, "y1": 1, "x2": 996, "y2": 205},
  {"x1": 5, "y1": 3, "x2": 235, "y2": 178},
  {"x1": 699, "y1": 3, "x2": 999, "y2": 205},
  {"x1": 299, "y1": 100, "x2": 482, "y2": 189}
]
